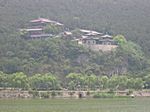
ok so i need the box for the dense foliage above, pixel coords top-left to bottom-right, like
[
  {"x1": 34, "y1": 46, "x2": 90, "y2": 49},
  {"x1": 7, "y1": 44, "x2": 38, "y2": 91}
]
[
  {"x1": 0, "y1": 35, "x2": 149, "y2": 76},
  {"x1": 0, "y1": 0, "x2": 150, "y2": 87},
  {"x1": 0, "y1": 0, "x2": 150, "y2": 54},
  {"x1": 0, "y1": 71, "x2": 148, "y2": 90}
]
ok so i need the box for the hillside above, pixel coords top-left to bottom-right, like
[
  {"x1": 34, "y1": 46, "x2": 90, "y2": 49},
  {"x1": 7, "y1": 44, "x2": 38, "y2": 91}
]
[
  {"x1": 0, "y1": 0, "x2": 150, "y2": 54},
  {"x1": 0, "y1": 0, "x2": 150, "y2": 78}
]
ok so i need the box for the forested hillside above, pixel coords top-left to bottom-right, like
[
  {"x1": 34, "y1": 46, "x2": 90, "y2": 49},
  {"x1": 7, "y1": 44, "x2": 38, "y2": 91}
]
[
  {"x1": 0, "y1": 0, "x2": 150, "y2": 53},
  {"x1": 0, "y1": 0, "x2": 150, "y2": 79}
]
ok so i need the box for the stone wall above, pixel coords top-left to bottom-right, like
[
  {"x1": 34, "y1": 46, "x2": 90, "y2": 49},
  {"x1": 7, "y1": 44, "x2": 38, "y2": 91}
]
[{"x1": 84, "y1": 44, "x2": 118, "y2": 52}]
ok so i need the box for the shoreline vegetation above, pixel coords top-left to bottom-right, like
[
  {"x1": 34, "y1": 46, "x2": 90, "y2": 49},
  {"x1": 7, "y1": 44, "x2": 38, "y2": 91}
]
[
  {"x1": 1, "y1": 72, "x2": 150, "y2": 99},
  {"x1": 0, "y1": 88, "x2": 150, "y2": 99}
]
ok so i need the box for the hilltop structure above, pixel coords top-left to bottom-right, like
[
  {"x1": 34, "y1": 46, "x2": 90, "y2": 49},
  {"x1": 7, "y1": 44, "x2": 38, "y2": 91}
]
[
  {"x1": 75, "y1": 29, "x2": 118, "y2": 52},
  {"x1": 20, "y1": 18, "x2": 118, "y2": 51},
  {"x1": 20, "y1": 18, "x2": 63, "y2": 39}
]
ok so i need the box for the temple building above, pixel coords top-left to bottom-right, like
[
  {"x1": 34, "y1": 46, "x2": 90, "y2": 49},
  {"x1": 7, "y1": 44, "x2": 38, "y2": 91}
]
[
  {"x1": 21, "y1": 18, "x2": 63, "y2": 39},
  {"x1": 77, "y1": 31, "x2": 118, "y2": 52}
]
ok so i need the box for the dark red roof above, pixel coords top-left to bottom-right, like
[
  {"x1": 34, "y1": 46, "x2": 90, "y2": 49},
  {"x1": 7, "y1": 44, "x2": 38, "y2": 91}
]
[{"x1": 30, "y1": 18, "x2": 52, "y2": 23}]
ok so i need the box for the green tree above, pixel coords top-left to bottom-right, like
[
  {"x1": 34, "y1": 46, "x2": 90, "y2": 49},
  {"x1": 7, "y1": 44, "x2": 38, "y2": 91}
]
[
  {"x1": 108, "y1": 76, "x2": 119, "y2": 90},
  {"x1": 126, "y1": 78, "x2": 135, "y2": 89},
  {"x1": 113, "y1": 35, "x2": 127, "y2": 45},
  {"x1": 115, "y1": 41, "x2": 146, "y2": 74},
  {"x1": 44, "y1": 73, "x2": 59, "y2": 90},
  {"x1": 68, "y1": 81, "x2": 76, "y2": 90},
  {"x1": 0, "y1": 71, "x2": 10, "y2": 88},
  {"x1": 44, "y1": 24, "x2": 61, "y2": 35},
  {"x1": 133, "y1": 78, "x2": 144, "y2": 90},
  {"x1": 85, "y1": 74, "x2": 97, "y2": 90},
  {"x1": 66, "y1": 73, "x2": 84, "y2": 90},
  {"x1": 144, "y1": 74, "x2": 150, "y2": 89},
  {"x1": 29, "y1": 74, "x2": 42, "y2": 90},
  {"x1": 29, "y1": 73, "x2": 59, "y2": 90},
  {"x1": 98, "y1": 76, "x2": 109, "y2": 89},
  {"x1": 127, "y1": 77, "x2": 144, "y2": 90},
  {"x1": 117, "y1": 76, "x2": 128, "y2": 90},
  {"x1": 11, "y1": 72, "x2": 28, "y2": 89}
]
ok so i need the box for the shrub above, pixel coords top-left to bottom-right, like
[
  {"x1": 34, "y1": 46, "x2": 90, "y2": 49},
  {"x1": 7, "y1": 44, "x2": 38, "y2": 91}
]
[
  {"x1": 107, "y1": 89, "x2": 115, "y2": 94},
  {"x1": 86, "y1": 91, "x2": 90, "y2": 96},
  {"x1": 40, "y1": 92, "x2": 50, "y2": 98},
  {"x1": 93, "y1": 92, "x2": 114, "y2": 98},
  {"x1": 51, "y1": 91, "x2": 56, "y2": 98},
  {"x1": 29, "y1": 90, "x2": 39, "y2": 98}
]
